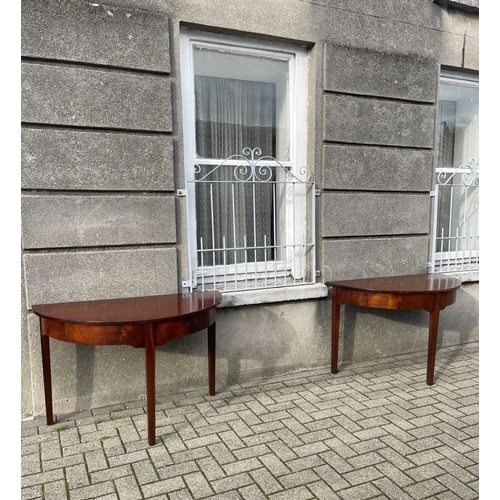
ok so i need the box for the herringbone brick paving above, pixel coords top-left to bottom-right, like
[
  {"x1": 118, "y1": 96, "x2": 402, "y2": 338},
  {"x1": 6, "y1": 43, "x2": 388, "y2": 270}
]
[{"x1": 21, "y1": 342, "x2": 479, "y2": 499}]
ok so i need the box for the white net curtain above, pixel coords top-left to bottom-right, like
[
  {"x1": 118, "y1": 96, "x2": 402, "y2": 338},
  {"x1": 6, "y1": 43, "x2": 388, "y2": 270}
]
[{"x1": 194, "y1": 76, "x2": 277, "y2": 266}]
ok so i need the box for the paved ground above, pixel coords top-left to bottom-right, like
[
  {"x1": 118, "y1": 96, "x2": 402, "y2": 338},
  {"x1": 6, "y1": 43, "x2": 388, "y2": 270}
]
[{"x1": 21, "y1": 342, "x2": 479, "y2": 500}]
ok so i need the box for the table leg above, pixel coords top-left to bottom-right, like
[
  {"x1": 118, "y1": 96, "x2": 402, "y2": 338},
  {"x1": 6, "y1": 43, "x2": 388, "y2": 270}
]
[
  {"x1": 427, "y1": 294, "x2": 442, "y2": 386},
  {"x1": 40, "y1": 319, "x2": 54, "y2": 426},
  {"x1": 331, "y1": 288, "x2": 340, "y2": 374},
  {"x1": 208, "y1": 323, "x2": 216, "y2": 396},
  {"x1": 145, "y1": 324, "x2": 156, "y2": 445}
]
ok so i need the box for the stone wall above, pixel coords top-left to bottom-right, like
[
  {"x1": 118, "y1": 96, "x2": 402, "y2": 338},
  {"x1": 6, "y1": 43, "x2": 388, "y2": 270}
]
[
  {"x1": 21, "y1": 0, "x2": 479, "y2": 418},
  {"x1": 21, "y1": 0, "x2": 178, "y2": 416}
]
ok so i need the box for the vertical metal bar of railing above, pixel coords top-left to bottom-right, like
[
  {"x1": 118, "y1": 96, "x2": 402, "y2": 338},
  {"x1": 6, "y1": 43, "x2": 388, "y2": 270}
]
[
  {"x1": 283, "y1": 239, "x2": 287, "y2": 285},
  {"x1": 462, "y1": 185, "x2": 468, "y2": 270},
  {"x1": 462, "y1": 223, "x2": 467, "y2": 271},
  {"x1": 301, "y1": 233, "x2": 305, "y2": 283},
  {"x1": 311, "y1": 183, "x2": 316, "y2": 284},
  {"x1": 264, "y1": 234, "x2": 268, "y2": 287},
  {"x1": 439, "y1": 227, "x2": 444, "y2": 271},
  {"x1": 292, "y1": 181, "x2": 296, "y2": 284},
  {"x1": 222, "y1": 236, "x2": 227, "y2": 291},
  {"x1": 468, "y1": 228, "x2": 472, "y2": 270},
  {"x1": 244, "y1": 235, "x2": 248, "y2": 289},
  {"x1": 200, "y1": 238, "x2": 205, "y2": 291},
  {"x1": 272, "y1": 182, "x2": 277, "y2": 286},
  {"x1": 231, "y1": 183, "x2": 237, "y2": 290},
  {"x1": 448, "y1": 182, "x2": 454, "y2": 254},
  {"x1": 209, "y1": 183, "x2": 216, "y2": 276},
  {"x1": 252, "y1": 181, "x2": 257, "y2": 287}
]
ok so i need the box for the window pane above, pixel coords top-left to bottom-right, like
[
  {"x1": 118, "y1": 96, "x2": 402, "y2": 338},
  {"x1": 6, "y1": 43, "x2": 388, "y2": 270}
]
[
  {"x1": 438, "y1": 82, "x2": 479, "y2": 167},
  {"x1": 195, "y1": 76, "x2": 276, "y2": 159},
  {"x1": 192, "y1": 44, "x2": 290, "y2": 268},
  {"x1": 194, "y1": 163, "x2": 275, "y2": 267},
  {"x1": 193, "y1": 45, "x2": 290, "y2": 160}
]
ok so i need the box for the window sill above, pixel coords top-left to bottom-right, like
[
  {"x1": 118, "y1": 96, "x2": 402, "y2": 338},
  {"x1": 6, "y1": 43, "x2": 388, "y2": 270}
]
[
  {"x1": 431, "y1": 269, "x2": 479, "y2": 283},
  {"x1": 450, "y1": 270, "x2": 479, "y2": 283},
  {"x1": 218, "y1": 283, "x2": 329, "y2": 308}
]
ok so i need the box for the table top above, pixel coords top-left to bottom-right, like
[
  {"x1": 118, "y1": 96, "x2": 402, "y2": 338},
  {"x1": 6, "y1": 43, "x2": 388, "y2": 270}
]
[
  {"x1": 326, "y1": 273, "x2": 461, "y2": 295},
  {"x1": 32, "y1": 291, "x2": 223, "y2": 325}
]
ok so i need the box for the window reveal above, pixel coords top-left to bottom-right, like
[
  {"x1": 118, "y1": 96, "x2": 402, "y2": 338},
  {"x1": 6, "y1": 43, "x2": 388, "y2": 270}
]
[
  {"x1": 180, "y1": 31, "x2": 315, "y2": 292},
  {"x1": 430, "y1": 72, "x2": 479, "y2": 275}
]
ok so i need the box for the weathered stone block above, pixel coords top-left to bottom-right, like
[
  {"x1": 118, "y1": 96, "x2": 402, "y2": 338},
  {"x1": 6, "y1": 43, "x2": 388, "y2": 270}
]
[
  {"x1": 324, "y1": 94, "x2": 435, "y2": 148},
  {"x1": 322, "y1": 236, "x2": 430, "y2": 281},
  {"x1": 173, "y1": 0, "x2": 327, "y2": 46},
  {"x1": 464, "y1": 35, "x2": 479, "y2": 71},
  {"x1": 21, "y1": 194, "x2": 176, "y2": 249},
  {"x1": 438, "y1": 31, "x2": 466, "y2": 68},
  {"x1": 21, "y1": 62, "x2": 172, "y2": 132},
  {"x1": 322, "y1": 193, "x2": 430, "y2": 237},
  {"x1": 329, "y1": 0, "x2": 444, "y2": 29},
  {"x1": 324, "y1": 45, "x2": 437, "y2": 102},
  {"x1": 437, "y1": 5, "x2": 478, "y2": 69},
  {"x1": 440, "y1": 4, "x2": 479, "y2": 37},
  {"x1": 328, "y1": 7, "x2": 441, "y2": 57},
  {"x1": 22, "y1": 128, "x2": 174, "y2": 191},
  {"x1": 323, "y1": 144, "x2": 433, "y2": 192},
  {"x1": 21, "y1": 0, "x2": 171, "y2": 73},
  {"x1": 23, "y1": 248, "x2": 178, "y2": 307}
]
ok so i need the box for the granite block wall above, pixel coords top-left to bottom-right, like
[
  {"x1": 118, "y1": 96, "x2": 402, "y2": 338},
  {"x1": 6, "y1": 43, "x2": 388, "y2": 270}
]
[
  {"x1": 21, "y1": 0, "x2": 479, "y2": 418},
  {"x1": 21, "y1": 0, "x2": 178, "y2": 416}
]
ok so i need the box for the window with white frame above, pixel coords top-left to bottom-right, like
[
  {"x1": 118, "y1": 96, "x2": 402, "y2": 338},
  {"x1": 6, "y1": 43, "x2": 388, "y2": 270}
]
[
  {"x1": 180, "y1": 31, "x2": 316, "y2": 292},
  {"x1": 430, "y1": 71, "x2": 479, "y2": 277}
]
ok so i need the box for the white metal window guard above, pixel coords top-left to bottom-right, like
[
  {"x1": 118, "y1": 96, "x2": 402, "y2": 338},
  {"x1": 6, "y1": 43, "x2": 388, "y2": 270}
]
[
  {"x1": 185, "y1": 147, "x2": 317, "y2": 292},
  {"x1": 429, "y1": 158, "x2": 479, "y2": 274}
]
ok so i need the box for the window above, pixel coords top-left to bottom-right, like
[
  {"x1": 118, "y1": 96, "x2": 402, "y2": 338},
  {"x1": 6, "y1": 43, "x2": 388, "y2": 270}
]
[
  {"x1": 180, "y1": 31, "x2": 316, "y2": 293},
  {"x1": 430, "y1": 71, "x2": 479, "y2": 277}
]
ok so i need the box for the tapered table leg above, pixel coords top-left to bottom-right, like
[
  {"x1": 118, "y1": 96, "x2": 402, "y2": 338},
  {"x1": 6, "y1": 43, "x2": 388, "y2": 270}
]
[
  {"x1": 327, "y1": 276, "x2": 460, "y2": 386},
  {"x1": 208, "y1": 323, "x2": 216, "y2": 396},
  {"x1": 145, "y1": 324, "x2": 156, "y2": 445},
  {"x1": 427, "y1": 294, "x2": 442, "y2": 386},
  {"x1": 32, "y1": 292, "x2": 223, "y2": 448},
  {"x1": 331, "y1": 288, "x2": 340, "y2": 374},
  {"x1": 40, "y1": 319, "x2": 54, "y2": 426}
]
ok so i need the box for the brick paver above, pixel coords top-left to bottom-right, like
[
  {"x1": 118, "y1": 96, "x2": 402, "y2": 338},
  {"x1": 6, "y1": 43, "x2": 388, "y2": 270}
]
[{"x1": 21, "y1": 342, "x2": 479, "y2": 499}]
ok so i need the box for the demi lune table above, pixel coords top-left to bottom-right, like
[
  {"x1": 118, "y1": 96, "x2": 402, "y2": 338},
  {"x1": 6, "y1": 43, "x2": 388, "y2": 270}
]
[
  {"x1": 32, "y1": 291, "x2": 222, "y2": 445},
  {"x1": 326, "y1": 274, "x2": 461, "y2": 385}
]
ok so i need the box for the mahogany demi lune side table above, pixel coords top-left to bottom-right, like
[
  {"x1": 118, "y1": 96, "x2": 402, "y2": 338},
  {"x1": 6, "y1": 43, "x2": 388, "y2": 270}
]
[
  {"x1": 32, "y1": 291, "x2": 223, "y2": 446},
  {"x1": 326, "y1": 274, "x2": 461, "y2": 386}
]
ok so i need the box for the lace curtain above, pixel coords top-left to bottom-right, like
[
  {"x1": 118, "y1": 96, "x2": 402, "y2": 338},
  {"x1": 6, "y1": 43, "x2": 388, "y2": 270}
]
[
  {"x1": 436, "y1": 100, "x2": 456, "y2": 252},
  {"x1": 194, "y1": 76, "x2": 276, "y2": 266}
]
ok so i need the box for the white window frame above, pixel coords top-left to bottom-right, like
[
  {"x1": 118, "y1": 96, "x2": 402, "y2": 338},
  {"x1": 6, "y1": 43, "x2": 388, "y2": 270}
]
[
  {"x1": 180, "y1": 30, "x2": 316, "y2": 297},
  {"x1": 430, "y1": 70, "x2": 479, "y2": 281}
]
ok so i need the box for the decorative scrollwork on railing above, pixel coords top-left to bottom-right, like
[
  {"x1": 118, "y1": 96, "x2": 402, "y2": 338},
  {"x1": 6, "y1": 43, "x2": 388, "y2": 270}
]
[
  {"x1": 188, "y1": 147, "x2": 312, "y2": 184},
  {"x1": 437, "y1": 158, "x2": 479, "y2": 187}
]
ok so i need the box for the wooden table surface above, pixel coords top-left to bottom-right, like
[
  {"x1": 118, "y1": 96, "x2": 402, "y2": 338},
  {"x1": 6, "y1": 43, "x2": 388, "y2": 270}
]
[
  {"x1": 326, "y1": 274, "x2": 461, "y2": 385},
  {"x1": 33, "y1": 291, "x2": 223, "y2": 445}
]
